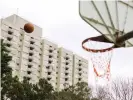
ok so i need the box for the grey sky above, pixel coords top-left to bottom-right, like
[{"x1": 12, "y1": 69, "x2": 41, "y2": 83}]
[{"x1": 1, "y1": 0, "x2": 133, "y2": 85}]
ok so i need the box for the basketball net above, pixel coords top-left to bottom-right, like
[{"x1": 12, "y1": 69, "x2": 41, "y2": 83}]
[
  {"x1": 82, "y1": 39, "x2": 113, "y2": 87},
  {"x1": 91, "y1": 49, "x2": 112, "y2": 86},
  {"x1": 90, "y1": 41, "x2": 113, "y2": 87}
]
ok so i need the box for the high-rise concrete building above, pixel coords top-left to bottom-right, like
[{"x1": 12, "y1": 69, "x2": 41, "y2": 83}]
[
  {"x1": 73, "y1": 55, "x2": 88, "y2": 85},
  {"x1": 1, "y1": 14, "x2": 42, "y2": 84},
  {"x1": 57, "y1": 48, "x2": 73, "y2": 91},
  {"x1": 1, "y1": 14, "x2": 88, "y2": 90},
  {"x1": 40, "y1": 39, "x2": 58, "y2": 88}
]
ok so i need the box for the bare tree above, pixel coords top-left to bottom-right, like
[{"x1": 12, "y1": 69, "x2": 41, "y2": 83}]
[{"x1": 95, "y1": 77, "x2": 133, "y2": 100}]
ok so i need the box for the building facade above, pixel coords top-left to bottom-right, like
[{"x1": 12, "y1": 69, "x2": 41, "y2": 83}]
[
  {"x1": 1, "y1": 14, "x2": 88, "y2": 90},
  {"x1": 57, "y1": 48, "x2": 73, "y2": 91},
  {"x1": 73, "y1": 55, "x2": 88, "y2": 85}
]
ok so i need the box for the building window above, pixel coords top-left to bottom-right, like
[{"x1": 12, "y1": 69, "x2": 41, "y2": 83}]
[
  {"x1": 30, "y1": 47, "x2": 34, "y2": 50},
  {"x1": 78, "y1": 78, "x2": 81, "y2": 81},
  {"x1": 56, "y1": 72, "x2": 58, "y2": 74},
  {"x1": 6, "y1": 43, "x2": 11, "y2": 47},
  {"x1": 9, "y1": 26, "x2": 12, "y2": 29},
  {"x1": 65, "y1": 62, "x2": 69, "y2": 65},
  {"x1": 27, "y1": 71, "x2": 31, "y2": 74},
  {"x1": 29, "y1": 53, "x2": 33, "y2": 56},
  {"x1": 39, "y1": 53, "x2": 41, "y2": 56},
  {"x1": 65, "y1": 68, "x2": 69, "y2": 70},
  {"x1": 30, "y1": 41, "x2": 35, "y2": 44},
  {"x1": 7, "y1": 37, "x2": 12, "y2": 41},
  {"x1": 79, "y1": 63, "x2": 82, "y2": 66},
  {"x1": 49, "y1": 45, "x2": 52, "y2": 48},
  {"x1": 31, "y1": 37, "x2": 34, "y2": 39},
  {"x1": 8, "y1": 31, "x2": 13, "y2": 35},
  {"x1": 65, "y1": 73, "x2": 68, "y2": 76},
  {"x1": 48, "y1": 72, "x2": 51, "y2": 75},
  {"x1": 27, "y1": 77, "x2": 31, "y2": 81},
  {"x1": 38, "y1": 65, "x2": 41, "y2": 67},
  {"x1": 79, "y1": 73, "x2": 82, "y2": 76},
  {"x1": 47, "y1": 78, "x2": 51, "y2": 81},
  {"x1": 66, "y1": 57, "x2": 69, "y2": 60},
  {"x1": 79, "y1": 68, "x2": 82, "y2": 71},
  {"x1": 65, "y1": 78, "x2": 68, "y2": 81},
  {"x1": 46, "y1": 66, "x2": 50, "y2": 69},
  {"x1": 28, "y1": 65, "x2": 32, "y2": 68},
  {"x1": 48, "y1": 60, "x2": 52, "y2": 64},
  {"x1": 49, "y1": 49, "x2": 53, "y2": 53},
  {"x1": 49, "y1": 55, "x2": 52, "y2": 58},
  {"x1": 28, "y1": 58, "x2": 32, "y2": 62},
  {"x1": 16, "y1": 63, "x2": 19, "y2": 66}
]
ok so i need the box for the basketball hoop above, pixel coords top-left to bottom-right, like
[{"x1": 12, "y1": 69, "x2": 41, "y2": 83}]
[{"x1": 82, "y1": 37, "x2": 114, "y2": 82}]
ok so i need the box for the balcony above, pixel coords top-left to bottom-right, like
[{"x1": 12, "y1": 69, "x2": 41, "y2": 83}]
[
  {"x1": 29, "y1": 46, "x2": 34, "y2": 50},
  {"x1": 7, "y1": 33, "x2": 13, "y2": 38},
  {"x1": 66, "y1": 54, "x2": 71, "y2": 58},
  {"x1": 47, "y1": 72, "x2": 52, "y2": 75},
  {"x1": 78, "y1": 78, "x2": 82, "y2": 81},
  {"x1": 78, "y1": 63, "x2": 82, "y2": 67},
  {"x1": 65, "y1": 69, "x2": 69, "y2": 73},
  {"x1": 79, "y1": 68, "x2": 82, "y2": 71},
  {"x1": 6, "y1": 43, "x2": 11, "y2": 47},
  {"x1": 48, "y1": 60, "x2": 53, "y2": 64},
  {"x1": 48, "y1": 55, "x2": 53, "y2": 59},
  {"x1": 28, "y1": 58, "x2": 33, "y2": 62},
  {"x1": 8, "y1": 29, "x2": 13, "y2": 35},
  {"x1": 28, "y1": 56, "x2": 33, "y2": 59},
  {"x1": 65, "y1": 72, "x2": 69, "y2": 76},
  {"x1": 48, "y1": 58, "x2": 54, "y2": 62},
  {"x1": 65, "y1": 62, "x2": 69, "y2": 66},
  {"x1": 79, "y1": 74, "x2": 82, "y2": 78},
  {"x1": 28, "y1": 62, "x2": 33, "y2": 65},
  {"x1": 7, "y1": 37, "x2": 12, "y2": 42},
  {"x1": 27, "y1": 71, "x2": 32, "y2": 74},
  {"x1": 29, "y1": 44, "x2": 34, "y2": 48},
  {"x1": 28, "y1": 64, "x2": 32, "y2": 68},
  {"x1": 29, "y1": 49, "x2": 34, "y2": 53},
  {"x1": 47, "y1": 68, "x2": 53, "y2": 72},
  {"x1": 30, "y1": 41, "x2": 35, "y2": 45},
  {"x1": 79, "y1": 70, "x2": 82, "y2": 74},
  {"x1": 29, "y1": 52, "x2": 33, "y2": 56},
  {"x1": 47, "y1": 77, "x2": 52, "y2": 81},
  {"x1": 65, "y1": 78, "x2": 68, "y2": 81},
  {"x1": 49, "y1": 49, "x2": 53, "y2": 53}
]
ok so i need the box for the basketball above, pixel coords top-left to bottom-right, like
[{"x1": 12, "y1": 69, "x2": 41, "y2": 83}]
[{"x1": 24, "y1": 23, "x2": 34, "y2": 33}]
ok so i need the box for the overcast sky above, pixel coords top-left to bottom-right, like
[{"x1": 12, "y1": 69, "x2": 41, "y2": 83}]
[{"x1": 1, "y1": 0, "x2": 133, "y2": 85}]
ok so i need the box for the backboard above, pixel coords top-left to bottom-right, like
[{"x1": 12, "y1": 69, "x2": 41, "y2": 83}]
[{"x1": 79, "y1": 1, "x2": 133, "y2": 47}]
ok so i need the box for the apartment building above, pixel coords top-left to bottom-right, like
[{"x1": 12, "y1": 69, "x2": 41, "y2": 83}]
[
  {"x1": 73, "y1": 55, "x2": 88, "y2": 85},
  {"x1": 57, "y1": 48, "x2": 73, "y2": 91},
  {"x1": 40, "y1": 39, "x2": 58, "y2": 88},
  {"x1": 1, "y1": 14, "x2": 42, "y2": 83},
  {"x1": 1, "y1": 14, "x2": 88, "y2": 90}
]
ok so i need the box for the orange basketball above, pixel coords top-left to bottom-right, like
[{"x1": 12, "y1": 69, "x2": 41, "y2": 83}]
[{"x1": 24, "y1": 23, "x2": 34, "y2": 33}]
